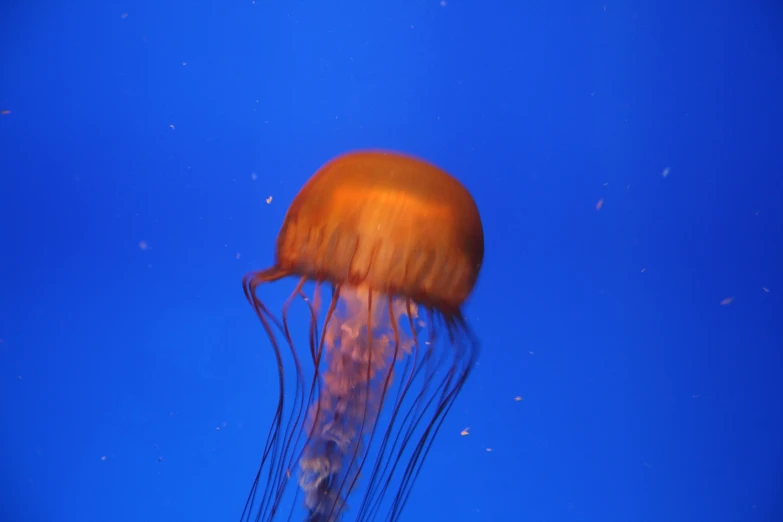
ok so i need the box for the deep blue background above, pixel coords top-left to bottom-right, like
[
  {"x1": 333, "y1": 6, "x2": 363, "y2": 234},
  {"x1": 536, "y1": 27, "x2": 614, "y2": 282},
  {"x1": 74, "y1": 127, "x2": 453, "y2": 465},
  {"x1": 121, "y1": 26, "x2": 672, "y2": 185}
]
[{"x1": 1, "y1": 1, "x2": 781, "y2": 521}]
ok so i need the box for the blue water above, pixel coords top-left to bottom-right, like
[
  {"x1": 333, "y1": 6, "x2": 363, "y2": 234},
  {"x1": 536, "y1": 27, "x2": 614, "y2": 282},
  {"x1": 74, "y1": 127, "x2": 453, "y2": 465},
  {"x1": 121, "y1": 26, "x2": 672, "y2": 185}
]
[{"x1": 1, "y1": 1, "x2": 781, "y2": 521}]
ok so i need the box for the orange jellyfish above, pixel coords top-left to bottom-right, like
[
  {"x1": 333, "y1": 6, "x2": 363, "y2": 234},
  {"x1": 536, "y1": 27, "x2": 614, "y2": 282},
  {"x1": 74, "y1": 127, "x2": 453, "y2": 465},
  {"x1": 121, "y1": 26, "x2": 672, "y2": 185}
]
[{"x1": 241, "y1": 150, "x2": 484, "y2": 522}]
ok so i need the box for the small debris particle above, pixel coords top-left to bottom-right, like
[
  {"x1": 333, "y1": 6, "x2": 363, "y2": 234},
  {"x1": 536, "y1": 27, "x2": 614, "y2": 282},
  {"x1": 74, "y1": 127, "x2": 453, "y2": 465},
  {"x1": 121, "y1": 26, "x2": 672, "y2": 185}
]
[
  {"x1": 720, "y1": 297, "x2": 734, "y2": 306},
  {"x1": 661, "y1": 167, "x2": 670, "y2": 178},
  {"x1": 101, "y1": 455, "x2": 107, "y2": 461},
  {"x1": 514, "y1": 396, "x2": 522, "y2": 402},
  {"x1": 138, "y1": 240, "x2": 148, "y2": 250},
  {"x1": 1, "y1": 110, "x2": 11, "y2": 115},
  {"x1": 250, "y1": 172, "x2": 257, "y2": 180},
  {"x1": 640, "y1": 268, "x2": 646, "y2": 273},
  {"x1": 762, "y1": 286, "x2": 770, "y2": 293},
  {"x1": 169, "y1": 124, "x2": 175, "y2": 130},
  {"x1": 595, "y1": 198, "x2": 604, "y2": 211},
  {"x1": 460, "y1": 427, "x2": 470, "y2": 436},
  {"x1": 485, "y1": 447, "x2": 492, "y2": 452},
  {"x1": 266, "y1": 196, "x2": 273, "y2": 204}
]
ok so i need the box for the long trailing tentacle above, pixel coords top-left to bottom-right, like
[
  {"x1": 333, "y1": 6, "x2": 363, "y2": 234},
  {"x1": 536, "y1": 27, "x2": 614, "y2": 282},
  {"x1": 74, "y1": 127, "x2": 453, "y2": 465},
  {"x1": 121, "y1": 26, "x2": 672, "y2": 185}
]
[
  {"x1": 359, "y1": 308, "x2": 479, "y2": 522},
  {"x1": 241, "y1": 266, "x2": 292, "y2": 522},
  {"x1": 242, "y1": 266, "x2": 479, "y2": 522},
  {"x1": 388, "y1": 312, "x2": 478, "y2": 521}
]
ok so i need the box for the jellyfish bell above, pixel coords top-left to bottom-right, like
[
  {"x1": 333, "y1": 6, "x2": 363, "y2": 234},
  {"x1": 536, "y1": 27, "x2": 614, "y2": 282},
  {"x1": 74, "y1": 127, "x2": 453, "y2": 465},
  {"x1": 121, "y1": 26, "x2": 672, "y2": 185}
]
[{"x1": 241, "y1": 150, "x2": 484, "y2": 522}]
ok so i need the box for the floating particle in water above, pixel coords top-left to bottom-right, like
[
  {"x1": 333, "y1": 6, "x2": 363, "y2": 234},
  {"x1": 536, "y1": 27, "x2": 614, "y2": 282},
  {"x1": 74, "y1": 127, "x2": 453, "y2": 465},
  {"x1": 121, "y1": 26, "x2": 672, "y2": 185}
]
[
  {"x1": 460, "y1": 427, "x2": 470, "y2": 436},
  {"x1": 595, "y1": 198, "x2": 604, "y2": 211},
  {"x1": 720, "y1": 297, "x2": 733, "y2": 306},
  {"x1": 661, "y1": 167, "x2": 670, "y2": 178}
]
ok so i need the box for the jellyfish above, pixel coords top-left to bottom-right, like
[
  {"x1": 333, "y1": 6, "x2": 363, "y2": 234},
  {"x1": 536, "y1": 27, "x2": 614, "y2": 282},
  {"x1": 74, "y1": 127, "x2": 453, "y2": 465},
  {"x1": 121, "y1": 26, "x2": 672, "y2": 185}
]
[{"x1": 241, "y1": 150, "x2": 484, "y2": 522}]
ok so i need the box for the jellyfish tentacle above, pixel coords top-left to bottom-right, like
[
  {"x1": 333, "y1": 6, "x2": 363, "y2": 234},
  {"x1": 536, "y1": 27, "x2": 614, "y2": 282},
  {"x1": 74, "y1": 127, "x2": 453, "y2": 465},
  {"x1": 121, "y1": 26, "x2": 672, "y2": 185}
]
[
  {"x1": 390, "y1": 316, "x2": 478, "y2": 520},
  {"x1": 262, "y1": 277, "x2": 310, "y2": 514},
  {"x1": 240, "y1": 267, "x2": 295, "y2": 522}
]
